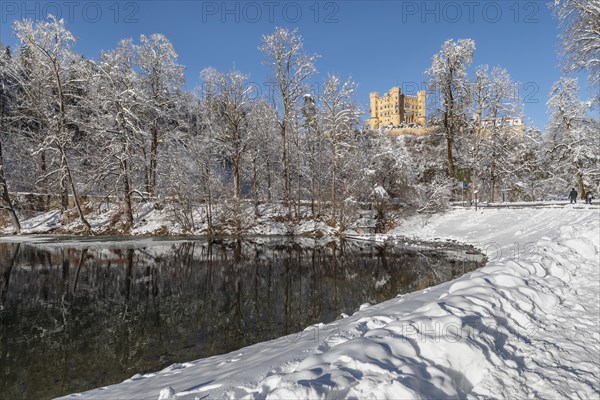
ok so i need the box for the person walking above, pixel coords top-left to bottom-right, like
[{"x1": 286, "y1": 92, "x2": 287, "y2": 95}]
[
  {"x1": 569, "y1": 188, "x2": 578, "y2": 204},
  {"x1": 585, "y1": 191, "x2": 593, "y2": 205}
]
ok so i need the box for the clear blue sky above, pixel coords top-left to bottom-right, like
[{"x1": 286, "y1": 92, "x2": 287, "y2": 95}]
[{"x1": 1, "y1": 0, "x2": 595, "y2": 130}]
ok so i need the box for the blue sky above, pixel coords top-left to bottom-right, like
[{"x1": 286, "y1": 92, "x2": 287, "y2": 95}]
[{"x1": 1, "y1": 0, "x2": 595, "y2": 129}]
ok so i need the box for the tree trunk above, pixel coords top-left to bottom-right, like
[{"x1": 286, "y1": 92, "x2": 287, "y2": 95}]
[
  {"x1": 310, "y1": 148, "x2": 316, "y2": 216},
  {"x1": 232, "y1": 154, "x2": 240, "y2": 199},
  {"x1": 0, "y1": 90, "x2": 21, "y2": 233},
  {"x1": 60, "y1": 175, "x2": 69, "y2": 211},
  {"x1": 331, "y1": 142, "x2": 337, "y2": 219},
  {"x1": 281, "y1": 121, "x2": 291, "y2": 217},
  {"x1": 266, "y1": 158, "x2": 272, "y2": 202},
  {"x1": 0, "y1": 142, "x2": 20, "y2": 233},
  {"x1": 149, "y1": 121, "x2": 159, "y2": 195},
  {"x1": 446, "y1": 130, "x2": 455, "y2": 178},
  {"x1": 295, "y1": 130, "x2": 301, "y2": 219},
  {"x1": 445, "y1": 79, "x2": 456, "y2": 179},
  {"x1": 317, "y1": 134, "x2": 323, "y2": 217},
  {"x1": 0, "y1": 168, "x2": 20, "y2": 234},
  {"x1": 40, "y1": 150, "x2": 48, "y2": 208},
  {"x1": 60, "y1": 146, "x2": 92, "y2": 234},
  {"x1": 117, "y1": 106, "x2": 135, "y2": 229},
  {"x1": 232, "y1": 146, "x2": 241, "y2": 234},
  {"x1": 577, "y1": 171, "x2": 585, "y2": 200},
  {"x1": 122, "y1": 159, "x2": 134, "y2": 230},
  {"x1": 204, "y1": 164, "x2": 214, "y2": 236},
  {"x1": 143, "y1": 146, "x2": 151, "y2": 195},
  {"x1": 252, "y1": 154, "x2": 259, "y2": 217}
]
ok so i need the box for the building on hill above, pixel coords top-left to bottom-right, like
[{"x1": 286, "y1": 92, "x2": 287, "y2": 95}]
[{"x1": 369, "y1": 87, "x2": 426, "y2": 130}]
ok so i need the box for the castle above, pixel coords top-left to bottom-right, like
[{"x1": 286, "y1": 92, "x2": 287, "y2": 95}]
[{"x1": 369, "y1": 87, "x2": 426, "y2": 130}]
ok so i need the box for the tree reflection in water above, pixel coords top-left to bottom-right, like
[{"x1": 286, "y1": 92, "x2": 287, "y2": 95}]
[{"x1": 0, "y1": 237, "x2": 484, "y2": 400}]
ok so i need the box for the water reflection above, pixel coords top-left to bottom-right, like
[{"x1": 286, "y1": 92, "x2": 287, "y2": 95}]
[{"x1": 0, "y1": 237, "x2": 484, "y2": 400}]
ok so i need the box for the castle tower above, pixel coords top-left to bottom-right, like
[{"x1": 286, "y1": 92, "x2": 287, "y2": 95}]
[
  {"x1": 390, "y1": 87, "x2": 401, "y2": 126},
  {"x1": 416, "y1": 90, "x2": 426, "y2": 126},
  {"x1": 369, "y1": 92, "x2": 380, "y2": 130}
]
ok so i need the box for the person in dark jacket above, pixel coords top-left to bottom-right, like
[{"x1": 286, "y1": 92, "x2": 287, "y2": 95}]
[{"x1": 569, "y1": 188, "x2": 578, "y2": 203}]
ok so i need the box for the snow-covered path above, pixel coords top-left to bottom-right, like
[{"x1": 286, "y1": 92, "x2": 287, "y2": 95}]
[
  {"x1": 387, "y1": 207, "x2": 600, "y2": 400},
  {"x1": 60, "y1": 207, "x2": 599, "y2": 400}
]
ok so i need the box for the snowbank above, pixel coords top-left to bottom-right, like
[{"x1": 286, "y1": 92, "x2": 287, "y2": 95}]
[
  {"x1": 58, "y1": 206, "x2": 599, "y2": 399},
  {"x1": 3, "y1": 202, "x2": 345, "y2": 237}
]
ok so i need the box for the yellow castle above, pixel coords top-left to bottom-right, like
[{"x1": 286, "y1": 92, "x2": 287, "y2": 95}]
[{"x1": 369, "y1": 87, "x2": 426, "y2": 130}]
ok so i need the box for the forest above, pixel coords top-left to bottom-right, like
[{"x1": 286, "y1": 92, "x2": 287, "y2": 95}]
[{"x1": 0, "y1": 0, "x2": 598, "y2": 235}]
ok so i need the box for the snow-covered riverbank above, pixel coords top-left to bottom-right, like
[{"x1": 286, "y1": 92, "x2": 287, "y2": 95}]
[{"x1": 58, "y1": 206, "x2": 599, "y2": 399}]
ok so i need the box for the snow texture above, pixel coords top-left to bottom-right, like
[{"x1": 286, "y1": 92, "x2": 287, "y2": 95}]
[{"x1": 57, "y1": 207, "x2": 599, "y2": 400}]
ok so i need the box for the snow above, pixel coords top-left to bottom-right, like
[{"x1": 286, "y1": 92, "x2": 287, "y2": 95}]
[
  {"x1": 51, "y1": 206, "x2": 599, "y2": 399},
  {"x1": 371, "y1": 185, "x2": 389, "y2": 199},
  {"x1": 2, "y1": 202, "x2": 349, "y2": 237},
  {"x1": 294, "y1": 220, "x2": 336, "y2": 237}
]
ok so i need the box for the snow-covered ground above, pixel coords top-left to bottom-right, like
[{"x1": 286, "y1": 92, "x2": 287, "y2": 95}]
[{"x1": 57, "y1": 206, "x2": 599, "y2": 400}]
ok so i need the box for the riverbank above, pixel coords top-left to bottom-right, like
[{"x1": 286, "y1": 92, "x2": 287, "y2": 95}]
[
  {"x1": 55, "y1": 205, "x2": 599, "y2": 399},
  {"x1": 1, "y1": 201, "x2": 381, "y2": 237},
  {"x1": 2, "y1": 197, "x2": 596, "y2": 238}
]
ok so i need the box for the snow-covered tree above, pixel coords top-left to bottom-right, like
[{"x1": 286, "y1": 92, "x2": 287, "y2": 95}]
[
  {"x1": 135, "y1": 33, "x2": 185, "y2": 195},
  {"x1": 502, "y1": 127, "x2": 547, "y2": 201},
  {"x1": 91, "y1": 39, "x2": 148, "y2": 229},
  {"x1": 467, "y1": 66, "x2": 522, "y2": 201},
  {"x1": 259, "y1": 27, "x2": 318, "y2": 214},
  {"x1": 426, "y1": 39, "x2": 475, "y2": 178},
  {"x1": 0, "y1": 44, "x2": 21, "y2": 233},
  {"x1": 319, "y1": 74, "x2": 361, "y2": 217},
  {"x1": 546, "y1": 77, "x2": 599, "y2": 197},
  {"x1": 301, "y1": 93, "x2": 323, "y2": 215},
  {"x1": 245, "y1": 99, "x2": 279, "y2": 213},
  {"x1": 200, "y1": 68, "x2": 253, "y2": 200},
  {"x1": 553, "y1": 0, "x2": 600, "y2": 90},
  {"x1": 14, "y1": 16, "x2": 91, "y2": 232}
]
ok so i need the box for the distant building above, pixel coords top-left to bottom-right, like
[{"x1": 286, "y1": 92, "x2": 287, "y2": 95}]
[
  {"x1": 369, "y1": 87, "x2": 426, "y2": 130},
  {"x1": 476, "y1": 116, "x2": 525, "y2": 134}
]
